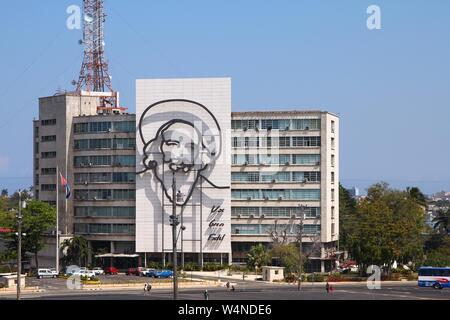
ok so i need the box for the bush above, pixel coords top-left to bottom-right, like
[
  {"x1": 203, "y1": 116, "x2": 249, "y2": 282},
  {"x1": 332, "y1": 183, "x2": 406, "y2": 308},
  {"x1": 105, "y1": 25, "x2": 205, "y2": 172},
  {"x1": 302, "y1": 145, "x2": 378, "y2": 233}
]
[
  {"x1": 202, "y1": 263, "x2": 225, "y2": 272},
  {"x1": 229, "y1": 264, "x2": 251, "y2": 273},
  {"x1": 285, "y1": 274, "x2": 298, "y2": 283},
  {"x1": 147, "y1": 262, "x2": 163, "y2": 270},
  {"x1": 307, "y1": 274, "x2": 326, "y2": 282},
  {"x1": 183, "y1": 262, "x2": 201, "y2": 272}
]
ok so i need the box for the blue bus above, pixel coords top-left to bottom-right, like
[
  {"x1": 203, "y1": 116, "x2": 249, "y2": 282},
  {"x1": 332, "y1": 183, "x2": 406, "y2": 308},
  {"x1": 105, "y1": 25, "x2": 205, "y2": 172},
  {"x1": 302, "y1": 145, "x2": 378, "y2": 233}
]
[{"x1": 418, "y1": 267, "x2": 450, "y2": 289}]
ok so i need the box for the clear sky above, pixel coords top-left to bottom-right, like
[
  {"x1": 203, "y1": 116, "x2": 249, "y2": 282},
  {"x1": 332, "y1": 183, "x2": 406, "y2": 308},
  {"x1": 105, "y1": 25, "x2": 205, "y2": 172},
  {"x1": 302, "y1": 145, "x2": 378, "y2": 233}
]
[{"x1": 1, "y1": 0, "x2": 450, "y2": 195}]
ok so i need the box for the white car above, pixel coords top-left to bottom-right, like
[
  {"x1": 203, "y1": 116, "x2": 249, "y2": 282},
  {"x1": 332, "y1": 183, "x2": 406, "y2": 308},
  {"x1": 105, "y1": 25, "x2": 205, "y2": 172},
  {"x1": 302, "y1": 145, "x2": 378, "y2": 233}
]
[
  {"x1": 92, "y1": 267, "x2": 104, "y2": 275},
  {"x1": 50, "y1": 268, "x2": 58, "y2": 276},
  {"x1": 73, "y1": 269, "x2": 96, "y2": 279},
  {"x1": 37, "y1": 269, "x2": 57, "y2": 279}
]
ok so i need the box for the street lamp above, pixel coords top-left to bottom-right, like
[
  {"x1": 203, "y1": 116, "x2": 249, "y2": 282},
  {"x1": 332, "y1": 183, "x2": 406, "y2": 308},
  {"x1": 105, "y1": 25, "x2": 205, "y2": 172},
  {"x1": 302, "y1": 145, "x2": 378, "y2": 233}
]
[
  {"x1": 13, "y1": 190, "x2": 27, "y2": 300},
  {"x1": 169, "y1": 173, "x2": 185, "y2": 300},
  {"x1": 297, "y1": 204, "x2": 307, "y2": 291}
]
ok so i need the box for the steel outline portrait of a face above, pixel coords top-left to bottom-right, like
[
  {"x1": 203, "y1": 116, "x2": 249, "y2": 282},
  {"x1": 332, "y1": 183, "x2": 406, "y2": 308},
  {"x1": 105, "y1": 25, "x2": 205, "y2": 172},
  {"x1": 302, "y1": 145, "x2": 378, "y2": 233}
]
[{"x1": 138, "y1": 99, "x2": 229, "y2": 207}]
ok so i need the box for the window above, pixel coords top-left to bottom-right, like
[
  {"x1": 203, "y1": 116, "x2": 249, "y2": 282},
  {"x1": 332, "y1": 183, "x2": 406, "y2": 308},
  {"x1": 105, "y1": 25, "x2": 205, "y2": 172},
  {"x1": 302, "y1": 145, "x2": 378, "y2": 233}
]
[
  {"x1": 41, "y1": 184, "x2": 56, "y2": 191},
  {"x1": 90, "y1": 172, "x2": 112, "y2": 183},
  {"x1": 113, "y1": 155, "x2": 136, "y2": 167},
  {"x1": 74, "y1": 140, "x2": 89, "y2": 150},
  {"x1": 331, "y1": 189, "x2": 335, "y2": 201},
  {"x1": 231, "y1": 172, "x2": 260, "y2": 183},
  {"x1": 89, "y1": 122, "x2": 112, "y2": 133},
  {"x1": 331, "y1": 223, "x2": 336, "y2": 235},
  {"x1": 331, "y1": 120, "x2": 335, "y2": 133},
  {"x1": 112, "y1": 224, "x2": 135, "y2": 234},
  {"x1": 41, "y1": 119, "x2": 56, "y2": 126},
  {"x1": 261, "y1": 172, "x2": 290, "y2": 183},
  {"x1": 75, "y1": 207, "x2": 135, "y2": 218},
  {"x1": 279, "y1": 137, "x2": 290, "y2": 147},
  {"x1": 232, "y1": 137, "x2": 239, "y2": 148},
  {"x1": 231, "y1": 207, "x2": 260, "y2": 217},
  {"x1": 331, "y1": 138, "x2": 335, "y2": 150},
  {"x1": 113, "y1": 138, "x2": 135, "y2": 149},
  {"x1": 331, "y1": 172, "x2": 335, "y2": 184},
  {"x1": 331, "y1": 207, "x2": 335, "y2": 219},
  {"x1": 74, "y1": 173, "x2": 90, "y2": 184},
  {"x1": 35, "y1": 142, "x2": 39, "y2": 154},
  {"x1": 303, "y1": 225, "x2": 321, "y2": 235},
  {"x1": 74, "y1": 156, "x2": 90, "y2": 167},
  {"x1": 113, "y1": 189, "x2": 136, "y2": 200},
  {"x1": 41, "y1": 135, "x2": 56, "y2": 142},
  {"x1": 113, "y1": 172, "x2": 136, "y2": 183},
  {"x1": 292, "y1": 154, "x2": 320, "y2": 165},
  {"x1": 232, "y1": 225, "x2": 260, "y2": 235},
  {"x1": 91, "y1": 156, "x2": 112, "y2": 166},
  {"x1": 41, "y1": 168, "x2": 56, "y2": 175},
  {"x1": 113, "y1": 121, "x2": 136, "y2": 133},
  {"x1": 292, "y1": 172, "x2": 321, "y2": 183},
  {"x1": 89, "y1": 139, "x2": 112, "y2": 150},
  {"x1": 292, "y1": 136, "x2": 321, "y2": 147},
  {"x1": 292, "y1": 119, "x2": 320, "y2": 130},
  {"x1": 41, "y1": 152, "x2": 56, "y2": 159},
  {"x1": 74, "y1": 123, "x2": 88, "y2": 134},
  {"x1": 331, "y1": 155, "x2": 335, "y2": 167}
]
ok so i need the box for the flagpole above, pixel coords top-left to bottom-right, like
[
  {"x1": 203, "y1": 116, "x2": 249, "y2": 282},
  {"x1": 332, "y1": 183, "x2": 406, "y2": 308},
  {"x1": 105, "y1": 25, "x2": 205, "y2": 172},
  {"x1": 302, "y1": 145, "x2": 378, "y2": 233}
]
[{"x1": 56, "y1": 166, "x2": 59, "y2": 275}]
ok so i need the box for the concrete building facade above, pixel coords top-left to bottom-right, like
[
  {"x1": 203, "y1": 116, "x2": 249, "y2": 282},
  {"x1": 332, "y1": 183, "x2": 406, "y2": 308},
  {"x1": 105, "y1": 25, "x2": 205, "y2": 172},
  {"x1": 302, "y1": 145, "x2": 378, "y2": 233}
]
[
  {"x1": 33, "y1": 81, "x2": 339, "y2": 272},
  {"x1": 230, "y1": 111, "x2": 339, "y2": 272}
]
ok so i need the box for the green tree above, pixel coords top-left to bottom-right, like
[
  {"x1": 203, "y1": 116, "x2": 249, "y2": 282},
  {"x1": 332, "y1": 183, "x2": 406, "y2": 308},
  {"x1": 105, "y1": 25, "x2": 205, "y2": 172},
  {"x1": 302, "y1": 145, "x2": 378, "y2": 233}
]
[
  {"x1": 343, "y1": 183, "x2": 425, "y2": 274},
  {"x1": 432, "y1": 210, "x2": 450, "y2": 235},
  {"x1": 423, "y1": 236, "x2": 450, "y2": 267},
  {"x1": 406, "y1": 187, "x2": 427, "y2": 207},
  {"x1": 339, "y1": 184, "x2": 357, "y2": 251},
  {"x1": 61, "y1": 236, "x2": 90, "y2": 267},
  {"x1": 269, "y1": 244, "x2": 302, "y2": 275},
  {"x1": 247, "y1": 244, "x2": 270, "y2": 271},
  {"x1": 0, "y1": 200, "x2": 56, "y2": 269}
]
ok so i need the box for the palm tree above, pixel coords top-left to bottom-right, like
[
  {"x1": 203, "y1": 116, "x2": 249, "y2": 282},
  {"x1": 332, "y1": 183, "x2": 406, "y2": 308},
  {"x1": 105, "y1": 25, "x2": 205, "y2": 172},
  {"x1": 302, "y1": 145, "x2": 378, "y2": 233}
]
[
  {"x1": 60, "y1": 236, "x2": 90, "y2": 267},
  {"x1": 432, "y1": 210, "x2": 450, "y2": 235}
]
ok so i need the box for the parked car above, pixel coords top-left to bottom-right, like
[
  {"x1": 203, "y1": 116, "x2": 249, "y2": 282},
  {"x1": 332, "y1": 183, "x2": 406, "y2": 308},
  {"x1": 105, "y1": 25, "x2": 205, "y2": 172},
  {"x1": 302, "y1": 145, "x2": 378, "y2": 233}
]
[
  {"x1": 65, "y1": 266, "x2": 80, "y2": 276},
  {"x1": 37, "y1": 269, "x2": 57, "y2": 279},
  {"x1": 104, "y1": 266, "x2": 119, "y2": 275},
  {"x1": 50, "y1": 268, "x2": 58, "y2": 276},
  {"x1": 72, "y1": 269, "x2": 96, "y2": 279},
  {"x1": 147, "y1": 270, "x2": 173, "y2": 279},
  {"x1": 126, "y1": 267, "x2": 149, "y2": 276},
  {"x1": 142, "y1": 268, "x2": 156, "y2": 277},
  {"x1": 92, "y1": 267, "x2": 104, "y2": 275}
]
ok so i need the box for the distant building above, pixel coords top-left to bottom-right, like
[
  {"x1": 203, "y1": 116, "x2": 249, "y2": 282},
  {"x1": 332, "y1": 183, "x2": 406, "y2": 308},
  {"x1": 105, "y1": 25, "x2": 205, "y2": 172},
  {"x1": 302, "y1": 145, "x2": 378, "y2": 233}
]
[{"x1": 347, "y1": 187, "x2": 360, "y2": 198}]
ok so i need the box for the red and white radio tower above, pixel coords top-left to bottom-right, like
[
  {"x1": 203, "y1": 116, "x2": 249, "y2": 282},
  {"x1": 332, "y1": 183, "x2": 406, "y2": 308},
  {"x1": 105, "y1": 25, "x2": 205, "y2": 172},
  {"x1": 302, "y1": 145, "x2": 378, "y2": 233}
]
[{"x1": 76, "y1": 0, "x2": 117, "y2": 107}]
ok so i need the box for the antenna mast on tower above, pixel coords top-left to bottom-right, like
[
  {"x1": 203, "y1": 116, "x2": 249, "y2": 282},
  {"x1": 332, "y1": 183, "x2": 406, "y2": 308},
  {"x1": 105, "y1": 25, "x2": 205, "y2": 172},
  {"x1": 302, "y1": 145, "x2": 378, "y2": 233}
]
[{"x1": 76, "y1": 0, "x2": 117, "y2": 107}]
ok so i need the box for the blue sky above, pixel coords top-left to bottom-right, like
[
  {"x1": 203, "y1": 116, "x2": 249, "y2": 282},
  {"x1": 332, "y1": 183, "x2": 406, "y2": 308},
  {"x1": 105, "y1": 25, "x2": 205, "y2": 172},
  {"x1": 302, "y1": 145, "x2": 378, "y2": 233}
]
[{"x1": 1, "y1": 0, "x2": 450, "y2": 195}]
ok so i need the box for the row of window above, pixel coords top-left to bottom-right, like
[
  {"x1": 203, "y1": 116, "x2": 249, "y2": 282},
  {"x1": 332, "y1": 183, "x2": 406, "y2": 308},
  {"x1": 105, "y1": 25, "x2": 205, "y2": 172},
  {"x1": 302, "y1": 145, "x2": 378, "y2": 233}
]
[
  {"x1": 74, "y1": 207, "x2": 135, "y2": 218},
  {"x1": 232, "y1": 189, "x2": 321, "y2": 201},
  {"x1": 74, "y1": 121, "x2": 136, "y2": 134},
  {"x1": 41, "y1": 184, "x2": 56, "y2": 191},
  {"x1": 41, "y1": 152, "x2": 57, "y2": 159},
  {"x1": 74, "y1": 189, "x2": 136, "y2": 201},
  {"x1": 41, "y1": 119, "x2": 56, "y2": 126},
  {"x1": 232, "y1": 171, "x2": 320, "y2": 183},
  {"x1": 232, "y1": 224, "x2": 321, "y2": 235},
  {"x1": 74, "y1": 138, "x2": 135, "y2": 150},
  {"x1": 74, "y1": 223, "x2": 135, "y2": 235},
  {"x1": 232, "y1": 119, "x2": 321, "y2": 131},
  {"x1": 41, "y1": 168, "x2": 57, "y2": 175},
  {"x1": 232, "y1": 154, "x2": 320, "y2": 166},
  {"x1": 41, "y1": 135, "x2": 56, "y2": 142},
  {"x1": 74, "y1": 172, "x2": 136, "y2": 184},
  {"x1": 232, "y1": 207, "x2": 320, "y2": 218},
  {"x1": 232, "y1": 136, "x2": 321, "y2": 148},
  {"x1": 74, "y1": 155, "x2": 135, "y2": 167}
]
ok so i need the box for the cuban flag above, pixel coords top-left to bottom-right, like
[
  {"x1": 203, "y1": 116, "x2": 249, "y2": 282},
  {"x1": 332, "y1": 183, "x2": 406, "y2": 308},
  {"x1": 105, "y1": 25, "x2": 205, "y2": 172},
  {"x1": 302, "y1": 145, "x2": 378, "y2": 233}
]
[{"x1": 59, "y1": 172, "x2": 71, "y2": 199}]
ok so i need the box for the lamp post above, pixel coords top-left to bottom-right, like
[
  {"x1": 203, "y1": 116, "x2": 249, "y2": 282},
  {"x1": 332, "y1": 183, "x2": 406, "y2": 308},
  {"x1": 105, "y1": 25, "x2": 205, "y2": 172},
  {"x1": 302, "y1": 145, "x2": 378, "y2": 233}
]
[
  {"x1": 297, "y1": 204, "x2": 307, "y2": 291},
  {"x1": 15, "y1": 190, "x2": 27, "y2": 300},
  {"x1": 169, "y1": 174, "x2": 185, "y2": 300}
]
